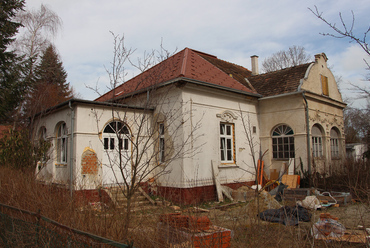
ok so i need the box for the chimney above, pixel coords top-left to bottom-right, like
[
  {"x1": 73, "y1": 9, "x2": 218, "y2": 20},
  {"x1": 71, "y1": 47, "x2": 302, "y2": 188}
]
[{"x1": 251, "y1": 55, "x2": 259, "y2": 75}]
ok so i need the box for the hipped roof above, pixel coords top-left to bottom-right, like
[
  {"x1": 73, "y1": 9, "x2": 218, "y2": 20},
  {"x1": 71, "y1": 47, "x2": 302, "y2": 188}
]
[
  {"x1": 96, "y1": 47, "x2": 315, "y2": 102},
  {"x1": 96, "y1": 48, "x2": 258, "y2": 102}
]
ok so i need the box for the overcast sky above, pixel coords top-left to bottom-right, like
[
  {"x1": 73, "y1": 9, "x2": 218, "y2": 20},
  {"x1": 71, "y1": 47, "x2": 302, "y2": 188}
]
[{"x1": 23, "y1": 0, "x2": 370, "y2": 107}]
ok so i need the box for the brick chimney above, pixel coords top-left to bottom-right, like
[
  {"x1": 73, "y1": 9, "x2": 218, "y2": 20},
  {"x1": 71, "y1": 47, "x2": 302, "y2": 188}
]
[{"x1": 251, "y1": 55, "x2": 259, "y2": 75}]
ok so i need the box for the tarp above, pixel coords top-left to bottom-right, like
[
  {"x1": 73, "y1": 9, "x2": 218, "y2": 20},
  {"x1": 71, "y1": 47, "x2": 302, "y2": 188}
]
[{"x1": 258, "y1": 205, "x2": 311, "y2": 226}]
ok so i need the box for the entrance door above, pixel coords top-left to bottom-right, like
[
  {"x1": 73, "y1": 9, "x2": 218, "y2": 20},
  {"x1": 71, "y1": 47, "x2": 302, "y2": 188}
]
[{"x1": 102, "y1": 121, "x2": 131, "y2": 186}]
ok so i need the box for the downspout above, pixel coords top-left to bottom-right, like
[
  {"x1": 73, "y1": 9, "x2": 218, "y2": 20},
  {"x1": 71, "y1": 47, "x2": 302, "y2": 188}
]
[
  {"x1": 69, "y1": 101, "x2": 75, "y2": 198},
  {"x1": 302, "y1": 92, "x2": 311, "y2": 179}
]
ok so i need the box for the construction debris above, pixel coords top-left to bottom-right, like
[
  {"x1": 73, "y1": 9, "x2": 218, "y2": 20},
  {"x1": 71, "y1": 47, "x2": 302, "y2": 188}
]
[
  {"x1": 245, "y1": 190, "x2": 282, "y2": 217},
  {"x1": 311, "y1": 213, "x2": 369, "y2": 244},
  {"x1": 258, "y1": 205, "x2": 311, "y2": 226},
  {"x1": 158, "y1": 213, "x2": 232, "y2": 248}
]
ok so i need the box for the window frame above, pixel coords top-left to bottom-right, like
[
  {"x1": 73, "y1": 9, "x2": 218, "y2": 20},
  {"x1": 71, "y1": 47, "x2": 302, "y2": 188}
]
[
  {"x1": 159, "y1": 123, "x2": 165, "y2": 163},
  {"x1": 220, "y1": 123, "x2": 235, "y2": 164},
  {"x1": 330, "y1": 128, "x2": 340, "y2": 159},
  {"x1": 311, "y1": 125, "x2": 323, "y2": 158},
  {"x1": 38, "y1": 126, "x2": 48, "y2": 163},
  {"x1": 56, "y1": 122, "x2": 68, "y2": 164},
  {"x1": 103, "y1": 121, "x2": 130, "y2": 152},
  {"x1": 272, "y1": 125, "x2": 295, "y2": 160},
  {"x1": 321, "y1": 75, "x2": 329, "y2": 96}
]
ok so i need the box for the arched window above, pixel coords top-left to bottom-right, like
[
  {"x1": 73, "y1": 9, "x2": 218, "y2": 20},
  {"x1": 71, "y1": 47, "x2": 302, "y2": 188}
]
[
  {"x1": 56, "y1": 122, "x2": 68, "y2": 164},
  {"x1": 38, "y1": 126, "x2": 47, "y2": 162},
  {"x1": 272, "y1": 125, "x2": 295, "y2": 159},
  {"x1": 330, "y1": 128, "x2": 340, "y2": 158},
  {"x1": 103, "y1": 121, "x2": 130, "y2": 151},
  {"x1": 311, "y1": 124, "x2": 323, "y2": 157},
  {"x1": 38, "y1": 126, "x2": 47, "y2": 140}
]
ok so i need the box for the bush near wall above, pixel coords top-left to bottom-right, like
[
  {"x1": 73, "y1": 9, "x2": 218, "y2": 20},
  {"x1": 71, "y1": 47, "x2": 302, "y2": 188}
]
[{"x1": 0, "y1": 128, "x2": 50, "y2": 169}]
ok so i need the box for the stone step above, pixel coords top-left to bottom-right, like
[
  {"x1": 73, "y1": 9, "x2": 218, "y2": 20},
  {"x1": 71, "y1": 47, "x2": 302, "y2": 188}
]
[{"x1": 103, "y1": 186, "x2": 155, "y2": 210}]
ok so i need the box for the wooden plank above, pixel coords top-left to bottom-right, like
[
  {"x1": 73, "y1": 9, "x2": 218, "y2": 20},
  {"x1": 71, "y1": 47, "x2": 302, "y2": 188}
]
[
  {"x1": 211, "y1": 160, "x2": 223, "y2": 202},
  {"x1": 281, "y1": 175, "x2": 299, "y2": 188}
]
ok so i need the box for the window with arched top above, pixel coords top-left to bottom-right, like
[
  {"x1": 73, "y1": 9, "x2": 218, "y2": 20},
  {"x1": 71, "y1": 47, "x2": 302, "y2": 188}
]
[
  {"x1": 38, "y1": 126, "x2": 47, "y2": 140},
  {"x1": 272, "y1": 125, "x2": 295, "y2": 159},
  {"x1": 330, "y1": 128, "x2": 340, "y2": 158},
  {"x1": 103, "y1": 121, "x2": 130, "y2": 151},
  {"x1": 56, "y1": 122, "x2": 68, "y2": 164},
  {"x1": 311, "y1": 124, "x2": 323, "y2": 157},
  {"x1": 38, "y1": 126, "x2": 47, "y2": 162}
]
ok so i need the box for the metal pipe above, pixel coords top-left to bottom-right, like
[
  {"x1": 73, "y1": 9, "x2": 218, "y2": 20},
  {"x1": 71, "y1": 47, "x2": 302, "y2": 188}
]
[
  {"x1": 68, "y1": 100, "x2": 75, "y2": 198},
  {"x1": 302, "y1": 92, "x2": 311, "y2": 177}
]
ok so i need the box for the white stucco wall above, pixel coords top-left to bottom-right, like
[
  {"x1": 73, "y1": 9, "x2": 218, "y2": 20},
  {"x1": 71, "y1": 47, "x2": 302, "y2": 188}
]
[
  {"x1": 174, "y1": 84, "x2": 259, "y2": 188},
  {"x1": 34, "y1": 101, "x2": 154, "y2": 190}
]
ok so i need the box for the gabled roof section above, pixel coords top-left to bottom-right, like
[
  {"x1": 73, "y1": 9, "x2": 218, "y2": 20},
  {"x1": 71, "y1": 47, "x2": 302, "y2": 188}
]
[
  {"x1": 246, "y1": 63, "x2": 312, "y2": 97},
  {"x1": 96, "y1": 48, "x2": 257, "y2": 102}
]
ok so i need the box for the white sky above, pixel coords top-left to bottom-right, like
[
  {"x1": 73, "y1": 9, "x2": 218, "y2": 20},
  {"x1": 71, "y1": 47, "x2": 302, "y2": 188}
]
[{"x1": 23, "y1": 0, "x2": 370, "y2": 107}]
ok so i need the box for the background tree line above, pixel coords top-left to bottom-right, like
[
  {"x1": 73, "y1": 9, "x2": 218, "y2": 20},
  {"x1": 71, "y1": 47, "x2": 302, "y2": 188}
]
[
  {"x1": 0, "y1": 1, "x2": 72, "y2": 168},
  {"x1": 0, "y1": 0, "x2": 73, "y2": 126}
]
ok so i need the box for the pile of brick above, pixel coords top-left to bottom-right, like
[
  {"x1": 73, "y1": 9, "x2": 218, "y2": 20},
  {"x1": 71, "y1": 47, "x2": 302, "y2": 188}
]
[{"x1": 158, "y1": 213, "x2": 232, "y2": 248}]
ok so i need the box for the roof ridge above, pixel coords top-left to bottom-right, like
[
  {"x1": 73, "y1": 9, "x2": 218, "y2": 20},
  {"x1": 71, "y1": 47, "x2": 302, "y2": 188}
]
[{"x1": 253, "y1": 62, "x2": 312, "y2": 77}]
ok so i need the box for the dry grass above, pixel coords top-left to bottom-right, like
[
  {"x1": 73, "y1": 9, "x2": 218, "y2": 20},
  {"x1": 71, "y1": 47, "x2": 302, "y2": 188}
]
[{"x1": 0, "y1": 166, "x2": 369, "y2": 247}]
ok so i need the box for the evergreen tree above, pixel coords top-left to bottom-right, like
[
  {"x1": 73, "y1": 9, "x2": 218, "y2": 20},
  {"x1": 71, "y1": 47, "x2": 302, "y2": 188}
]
[
  {"x1": 0, "y1": 0, "x2": 25, "y2": 123},
  {"x1": 26, "y1": 44, "x2": 73, "y2": 116}
]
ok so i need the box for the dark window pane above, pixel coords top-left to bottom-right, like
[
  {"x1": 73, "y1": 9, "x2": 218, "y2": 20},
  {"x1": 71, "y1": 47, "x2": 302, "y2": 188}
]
[
  {"x1": 104, "y1": 125, "x2": 114, "y2": 133},
  {"x1": 227, "y1": 150, "x2": 232, "y2": 160},
  {"x1": 220, "y1": 124, "x2": 224, "y2": 135},
  {"x1": 226, "y1": 125, "x2": 231, "y2": 135},
  {"x1": 110, "y1": 138, "x2": 114, "y2": 150},
  {"x1": 119, "y1": 138, "x2": 123, "y2": 150},
  {"x1": 227, "y1": 139, "x2": 231, "y2": 149},
  {"x1": 124, "y1": 139, "x2": 129, "y2": 150},
  {"x1": 104, "y1": 138, "x2": 108, "y2": 150}
]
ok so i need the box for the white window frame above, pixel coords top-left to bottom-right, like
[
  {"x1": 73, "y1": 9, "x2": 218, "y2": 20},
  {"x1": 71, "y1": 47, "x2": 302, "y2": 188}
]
[
  {"x1": 57, "y1": 122, "x2": 68, "y2": 164},
  {"x1": 330, "y1": 128, "x2": 340, "y2": 159},
  {"x1": 38, "y1": 126, "x2": 47, "y2": 163},
  {"x1": 220, "y1": 123, "x2": 235, "y2": 163},
  {"x1": 272, "y1": 125, "x2": 295, "y2": 159},
  {"x1": 159, "y1": 123, "x2": 165, "y2": 163},
  {"x1": 311, "y1": 125, "x2": 323, "y2": 158}
]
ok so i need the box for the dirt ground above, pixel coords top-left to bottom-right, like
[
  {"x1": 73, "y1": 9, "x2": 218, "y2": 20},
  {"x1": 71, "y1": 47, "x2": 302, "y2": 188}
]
[{"x1": 156, "y1": 194, "x2": 370, "y2": 248}]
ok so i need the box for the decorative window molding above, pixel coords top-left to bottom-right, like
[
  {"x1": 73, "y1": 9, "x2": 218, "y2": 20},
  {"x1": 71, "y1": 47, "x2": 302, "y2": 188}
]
[{"x1": 216, "y1": 110, "x2": 238, "y2": 123}]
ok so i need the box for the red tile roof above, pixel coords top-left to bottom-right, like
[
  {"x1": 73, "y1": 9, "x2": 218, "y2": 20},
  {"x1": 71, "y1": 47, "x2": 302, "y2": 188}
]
[
  {"x1": 246, "y1": 63, "x2": 312, "y2": 97},
  {"x1": 95, "y1": 48, "x2": 257, "y2": 102}
]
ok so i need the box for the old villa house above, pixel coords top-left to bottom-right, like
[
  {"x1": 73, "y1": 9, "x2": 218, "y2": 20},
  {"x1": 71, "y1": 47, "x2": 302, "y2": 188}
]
[{"x1": 34, "y1": 48, "x2": 346, "y2": 204}]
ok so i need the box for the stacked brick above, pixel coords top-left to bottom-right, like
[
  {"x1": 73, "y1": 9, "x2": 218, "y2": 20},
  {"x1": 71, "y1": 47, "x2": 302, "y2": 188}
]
[
  {"x1": 158, "y1": 213, "x2": 232, "y2": 248},
  {"x1": 81, "y1": 149, "x2": 99, "y2": 175}
]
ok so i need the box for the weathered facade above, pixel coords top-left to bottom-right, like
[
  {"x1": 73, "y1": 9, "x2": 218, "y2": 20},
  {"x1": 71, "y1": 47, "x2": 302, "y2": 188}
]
[{"x1": 34, "y1": 48, "x2": 346, "y2": 204}]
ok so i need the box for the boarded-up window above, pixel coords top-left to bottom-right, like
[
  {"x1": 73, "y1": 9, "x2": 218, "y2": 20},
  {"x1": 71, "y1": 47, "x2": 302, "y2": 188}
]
[{"x1": 321, "y1": 75, "x2": 329, "y2": 96}]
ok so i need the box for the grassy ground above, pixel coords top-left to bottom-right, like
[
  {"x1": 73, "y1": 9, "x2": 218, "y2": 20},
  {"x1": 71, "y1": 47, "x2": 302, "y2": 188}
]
[{"x1": 0, "y1": 167, "x2": 369, "y2": 247}]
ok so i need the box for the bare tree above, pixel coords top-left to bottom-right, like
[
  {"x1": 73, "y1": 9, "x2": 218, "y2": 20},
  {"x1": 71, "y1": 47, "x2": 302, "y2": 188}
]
[
  {"x1": 261, "y1": 45, "x2": 311, "y2": 73},
  {"x1": 89, "y1": 33, "x2": 202, "y2": 240},
  {"x1": 309, "y1": 6, "x2": 370, "y2": 96},
  {"x1": 14, "y1": 4, "x2": 62, "y2": 74}
]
